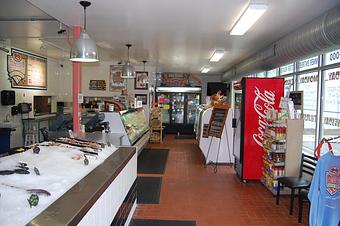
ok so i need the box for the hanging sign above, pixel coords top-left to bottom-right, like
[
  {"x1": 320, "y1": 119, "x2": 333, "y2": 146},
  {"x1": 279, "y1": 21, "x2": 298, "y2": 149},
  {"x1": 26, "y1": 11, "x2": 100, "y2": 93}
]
[
  {"x1": 160, "y1": 73, "x2": 202, "y2": 87},
  {"x1": 7, "y1": 48, "x2": 47, "y2": 89}
]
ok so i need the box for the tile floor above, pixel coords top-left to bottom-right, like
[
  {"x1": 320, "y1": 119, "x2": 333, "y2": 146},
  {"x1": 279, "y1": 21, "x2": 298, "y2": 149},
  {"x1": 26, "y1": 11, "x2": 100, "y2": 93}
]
[{"x1": 133, "y1": 135, "x2": 309, "y2": 226}]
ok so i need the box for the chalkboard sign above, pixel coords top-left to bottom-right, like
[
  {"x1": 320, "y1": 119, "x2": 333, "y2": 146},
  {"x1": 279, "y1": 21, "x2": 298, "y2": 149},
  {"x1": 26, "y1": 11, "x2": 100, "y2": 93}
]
[
  {"x1": 202, "y1": 124, "x2": 209, "y2": 138},
  {"x1": 207, "y1": 104, "x2": 228, "y2": 138}
]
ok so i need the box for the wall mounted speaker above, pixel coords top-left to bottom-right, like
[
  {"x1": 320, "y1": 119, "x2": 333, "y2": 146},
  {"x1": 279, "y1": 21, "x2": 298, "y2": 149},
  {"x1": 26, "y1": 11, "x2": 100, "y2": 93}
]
[{"x1": 1, "y1": 90, "x2": 15, "y2": 105}]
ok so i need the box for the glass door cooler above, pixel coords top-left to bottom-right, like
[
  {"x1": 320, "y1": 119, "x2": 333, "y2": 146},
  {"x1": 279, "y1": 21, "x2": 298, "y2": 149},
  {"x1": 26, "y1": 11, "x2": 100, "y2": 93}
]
[{"x1": 156, "y1": 87, "x2": 201, "y2": 134}]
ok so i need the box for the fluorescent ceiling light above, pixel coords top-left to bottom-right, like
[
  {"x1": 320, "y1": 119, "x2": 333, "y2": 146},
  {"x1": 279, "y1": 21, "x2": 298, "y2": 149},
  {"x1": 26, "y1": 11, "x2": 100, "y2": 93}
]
[
  {"x1": 230, "y1": 3, "x2": 267, "y2": 36},
  {"x1": 210, "y1": 50, "x2": 225, "y2": 62},
  {"x1": 201, "y1": 66, "x2": 211, "y2": 73}
]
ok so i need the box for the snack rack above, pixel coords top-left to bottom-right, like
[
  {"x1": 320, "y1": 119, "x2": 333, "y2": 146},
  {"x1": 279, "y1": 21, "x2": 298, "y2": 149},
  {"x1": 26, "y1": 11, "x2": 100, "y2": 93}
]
[
  {"x1": 149, "y1": 107, "x2": 163, "y2": 143},
  {"x1": 261, "y1": 114, "x2": 304, "y2": 195}
]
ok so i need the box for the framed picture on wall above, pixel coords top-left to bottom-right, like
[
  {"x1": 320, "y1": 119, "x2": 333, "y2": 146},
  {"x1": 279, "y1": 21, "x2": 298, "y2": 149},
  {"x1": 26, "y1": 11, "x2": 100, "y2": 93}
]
[
  {"x1": 135, "y1": 94, "x2": 148, "y2": 105},
  {"x1": 134, "y1": 71, "x2": 148, "y2": 90},
  {"x1": 109, "y1": 65, "x2": 125, "y2": 92}
]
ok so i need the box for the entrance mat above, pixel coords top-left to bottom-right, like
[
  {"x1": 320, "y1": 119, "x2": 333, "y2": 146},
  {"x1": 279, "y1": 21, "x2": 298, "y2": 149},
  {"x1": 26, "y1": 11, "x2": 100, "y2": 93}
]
[
  {"x1": 137, "y1": 176, "x2": 162, "y2": 204},
  {"x1": 130, "y1": 219, "x2": 196, "y2": 226},
  {"x1": 138, "y1": 149, "x2": 169, "y2": 174},
  {"x1": 175, "y1": 135, "x2": 196, "y2": 139}
]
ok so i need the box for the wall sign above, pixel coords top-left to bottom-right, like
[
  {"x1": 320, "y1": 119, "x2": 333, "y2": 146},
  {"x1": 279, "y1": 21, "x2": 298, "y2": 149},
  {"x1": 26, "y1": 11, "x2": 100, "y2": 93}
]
[
  {"x1": 89, "y1": 80, "x2": 106, "y2": 90},
  {"x1": 7, "y1": 48, "x2": 47, "y2": 90},
  {"x1": 160, "y1": 73, "x2": 202, "y2": 87}
]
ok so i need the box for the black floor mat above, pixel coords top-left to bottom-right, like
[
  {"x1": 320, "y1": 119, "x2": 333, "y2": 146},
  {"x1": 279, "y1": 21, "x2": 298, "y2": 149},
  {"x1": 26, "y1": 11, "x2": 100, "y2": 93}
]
[
  {"x1": 138, "y1": 149, "x2": 169, "y2": 174},
  {"x1": 175, "y1": 135, "x2": 196, "y2": 139},
  {"x1": 137, "y1": 176, "x2": 162, "y2": 204},
  {"x1": 130, "y1": 219, "x2": 196, "y2": 226}
]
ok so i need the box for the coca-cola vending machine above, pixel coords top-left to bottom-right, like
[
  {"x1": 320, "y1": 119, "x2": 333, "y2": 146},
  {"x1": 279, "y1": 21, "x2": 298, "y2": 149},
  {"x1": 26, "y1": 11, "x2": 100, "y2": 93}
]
[{"x1": 233, "y1": 77, "x2": 284, "y2": 181}]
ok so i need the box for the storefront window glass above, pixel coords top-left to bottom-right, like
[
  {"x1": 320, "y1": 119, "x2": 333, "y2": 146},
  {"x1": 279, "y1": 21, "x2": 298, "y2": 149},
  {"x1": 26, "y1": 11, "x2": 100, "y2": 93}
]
[
  {"x1": 324, "y1": 48, "x2": 340, "y2": 66},
  {"x1": 280, "y1": 63, "x2": 294, "y2": 75},
  {"x1": 321, "y1": 68, "x2": 340, "y2": 151},
  {"x1": 257, "y1": 72, "x2": 266, "y2": 78},
  {"x1": 267, "y1": 68, "x2": 278, "y2": 78},
  {"x1": 297, "y1": 72, "x2": 318, "y2": 150},
  {"x1": 284, "y1": 76, "x2": 294, "y2": 96},
  {"x1": 297, "y1": 56, "x2": 319, "y2": 72}
]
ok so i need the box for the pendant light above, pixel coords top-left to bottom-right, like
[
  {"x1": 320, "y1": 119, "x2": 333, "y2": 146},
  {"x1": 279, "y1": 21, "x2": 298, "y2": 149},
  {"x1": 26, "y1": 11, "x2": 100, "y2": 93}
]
[
  {"x1": 70, "y1": 1, "x2": 99, "y2": 62},
  {"x1": 121, "y1": 44, "x2": 136, "y2": 78},
  {"x1": 140, "y1": 60, "x2": 149, "y2": 84}
]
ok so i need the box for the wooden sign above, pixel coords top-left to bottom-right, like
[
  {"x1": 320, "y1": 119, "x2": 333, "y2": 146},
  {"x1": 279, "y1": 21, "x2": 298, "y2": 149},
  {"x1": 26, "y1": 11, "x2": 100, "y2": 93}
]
[
  {"x1": 207, "y1": 103, "x2": 229, "y2": 138},
  {"x1": 89, "y1": 80, "x2": 106, "y2": 90},
  {"x1": 7, "y1": 48, "x2": 47, "y2": 89}
]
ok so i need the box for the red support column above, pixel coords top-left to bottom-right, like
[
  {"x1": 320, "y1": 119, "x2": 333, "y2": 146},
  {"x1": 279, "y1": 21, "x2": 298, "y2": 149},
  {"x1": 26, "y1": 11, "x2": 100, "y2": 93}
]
[{"x1": 72, "y1": 26, "x2": 82, "y2": 136}]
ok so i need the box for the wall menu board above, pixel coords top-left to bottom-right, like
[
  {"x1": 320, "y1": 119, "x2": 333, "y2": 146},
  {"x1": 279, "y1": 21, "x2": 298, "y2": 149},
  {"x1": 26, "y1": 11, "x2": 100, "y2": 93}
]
[
  {"x1": 7, "y1": 48, "x2": 47, "y2": 89},
  {"x1": 207, "y1": 104, "x2": 228, "y2": 138}
]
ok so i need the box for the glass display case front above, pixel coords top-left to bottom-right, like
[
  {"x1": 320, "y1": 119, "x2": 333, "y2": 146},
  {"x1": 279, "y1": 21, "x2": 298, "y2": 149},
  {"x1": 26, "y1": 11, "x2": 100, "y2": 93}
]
[
  {"x1": 187, "y1": 94, "x2": 200, "y2": 124},
  {"x1": 120, "y1": 109, "x2": 149, "y2": 145},
  {"x1": 171, "y1": 93, "x2": 185, "y2": 124},
  {"x1": 158, "y1": 93, "x2": 171, "y2": 124}
]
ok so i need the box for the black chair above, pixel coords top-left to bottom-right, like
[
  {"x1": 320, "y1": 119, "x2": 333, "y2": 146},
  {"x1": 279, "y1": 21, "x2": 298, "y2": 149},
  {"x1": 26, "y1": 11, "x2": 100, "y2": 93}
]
[
  {"x1": 276, "y1": 153, "x2": 317, "y2": 215},
  {"x1": 298, "y1": 189, "x2": 310, "y2": 223}
]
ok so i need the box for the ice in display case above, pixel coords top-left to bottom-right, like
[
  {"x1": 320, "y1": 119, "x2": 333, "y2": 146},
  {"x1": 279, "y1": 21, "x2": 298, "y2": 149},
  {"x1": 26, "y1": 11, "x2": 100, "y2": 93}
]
[{"x1": 120, "y1": 109, "x2": 149, "y2": 145}]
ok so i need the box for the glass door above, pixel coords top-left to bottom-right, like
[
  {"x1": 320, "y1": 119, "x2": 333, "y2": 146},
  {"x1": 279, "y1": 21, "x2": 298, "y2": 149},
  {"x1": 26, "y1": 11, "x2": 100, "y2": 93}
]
[
  {"x1": 157, "y1": 93, "x2": 171, "y2": 124},
  {"x1": 171, "y1": 93, "x2": 185, "y2": 124},
  {"x1": 186, "y1": 93, "x2": 200, "y2": 124}
]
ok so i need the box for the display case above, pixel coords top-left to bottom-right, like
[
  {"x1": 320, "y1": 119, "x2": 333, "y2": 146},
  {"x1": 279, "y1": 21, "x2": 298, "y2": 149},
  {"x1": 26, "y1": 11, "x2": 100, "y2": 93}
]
[
  {"x1": 121, "y1": 109, "x2": 149, "y2": 145},
  {"x1": 104, "y1": 109, "x2": 150, "y2": 154},
  {"x1": 194, "y1": 104, "x2": 205, "y2": 140},
  {"x1": 156, "y1": 87, "x2": 201, "y2": 134}
]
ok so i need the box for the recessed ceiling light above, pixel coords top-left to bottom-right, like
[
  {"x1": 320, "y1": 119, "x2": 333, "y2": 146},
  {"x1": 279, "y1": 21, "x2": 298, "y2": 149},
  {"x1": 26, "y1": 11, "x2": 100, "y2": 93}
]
[
  {"x1": 210, "y1": 50, "x2": 225, "y2": 62},
  {"x1": 230, "y1": 3, "x2": 267, "y2": 36},
  {"x1": 201, "y1": 66, "x2": 211, "y2": 73}
]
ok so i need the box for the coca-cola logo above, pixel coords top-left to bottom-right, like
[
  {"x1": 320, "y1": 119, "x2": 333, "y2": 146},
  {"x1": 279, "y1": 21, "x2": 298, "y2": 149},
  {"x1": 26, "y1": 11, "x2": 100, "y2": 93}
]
[{"x1": 252, "y1": 87, "x2": 276, "y2": 147}]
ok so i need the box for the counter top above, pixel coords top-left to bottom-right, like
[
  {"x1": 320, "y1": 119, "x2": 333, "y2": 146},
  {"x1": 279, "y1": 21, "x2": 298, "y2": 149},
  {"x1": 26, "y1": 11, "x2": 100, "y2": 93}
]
[
  {"x1": 27, "y1": 146, "x2": 136, "y2": 226},
  {"x1": 80, "y1": 132, "x2": 125, "y2": 147},
  {"x1": 0, "y1": 127, "x2": 15, "y2": 132}
]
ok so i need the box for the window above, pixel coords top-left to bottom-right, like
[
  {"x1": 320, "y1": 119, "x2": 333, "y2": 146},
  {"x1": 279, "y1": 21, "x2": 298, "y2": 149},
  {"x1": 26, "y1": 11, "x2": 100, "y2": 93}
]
[
  {"x1": 321, "y1": 68, "x2": 340, "y2": 152},
  {"x1": 297, "y1": 56, "x2": 319, "y2": 72},
  {"x1": 257, "y1": 72, "x2": 266, "y2": 78},
  {"x1": 280, "y1": 63, "x2": 294, "y2": 75},
  {"x1": 325, "y1": 48, "x2": 340, "y2": 66},
  {"x1": 297, "y1": 72, "x2": 319, "y2": 150},
  {"x1": 267, "y1": 68, "x2": 278, "y2": 78},
  {"x1": 284, "y1": 76, "x2": 294, "y2": 96}
]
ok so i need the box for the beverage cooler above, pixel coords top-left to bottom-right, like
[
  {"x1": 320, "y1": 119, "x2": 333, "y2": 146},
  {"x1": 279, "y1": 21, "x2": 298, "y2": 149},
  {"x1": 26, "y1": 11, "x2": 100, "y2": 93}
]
[
  {"x1": 156, "y1": 87, "x2": 201, "y2": 134},
  {"x1": 233, "y1": 78, "x2": 284, "y2": 181}
]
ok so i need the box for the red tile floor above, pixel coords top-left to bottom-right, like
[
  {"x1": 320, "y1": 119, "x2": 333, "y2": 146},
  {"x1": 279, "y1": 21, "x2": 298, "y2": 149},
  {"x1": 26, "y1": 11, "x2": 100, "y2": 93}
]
[{"x1": 133, "y1": 135, "x2": 309, "y2": 226}]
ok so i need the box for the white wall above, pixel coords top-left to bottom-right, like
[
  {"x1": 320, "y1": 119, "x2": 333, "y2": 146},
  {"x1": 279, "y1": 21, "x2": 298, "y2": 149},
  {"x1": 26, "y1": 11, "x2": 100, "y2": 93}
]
[
  {"x1": 0, "y1": 43, "x2": 221, "y2": 148},
  {"x1": 0, "y1": 44, "x2": 71, "y2": 147},
  {"x1": 82, "y1": 61, "x2": 156, "y2": 122}
]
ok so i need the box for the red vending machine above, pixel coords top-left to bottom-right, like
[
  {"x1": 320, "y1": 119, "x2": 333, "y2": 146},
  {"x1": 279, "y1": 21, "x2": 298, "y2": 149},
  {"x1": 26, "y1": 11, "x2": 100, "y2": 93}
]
[{"x1": 234, "y1": 78, "x2": 284, "y2": 181}]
